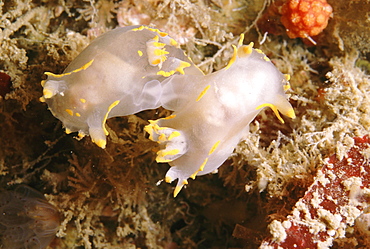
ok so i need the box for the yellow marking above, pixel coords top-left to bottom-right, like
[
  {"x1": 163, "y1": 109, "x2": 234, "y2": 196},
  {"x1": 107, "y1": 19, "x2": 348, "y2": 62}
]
[
  {"x1": 151, "y1": 58, "x2": 161, "y2": 65},
  {"x1": 65, "y1": 128, "x2": 72, "y2": 134},
  {"x1": 196, "y1": 85, "x2": 211, "y2": 102},
  {"x1": 157, "y1": 148, "x2": 180, "y2": 162},
  {"x1": 153, "y1": 42, "x2": 166, "y2": 48},
  {"x1": 286, "y1": 108, "x2": 296, "y2": 119},
  {"x1": 153, "y1": 35, "x2": 159, "y2": 42},
  {"x1": 39, "y1": 97, "x2": 45, "y2": 102},
  {"x1": 158, "y1": 149, "x2": 180, "y2": 157},
  {"x1": 144, "y1": 124, "x2": 155, "y2": 140},
  {"x1": 156, "y1": 157, "x2": 172, "y2": 163},
  {"x1": 163, "y1": 114, "x2": 176, "y2": 120},
  {"x1": 154, "y1": 48, "x2": 169, "y2": 56},
  {"x1": 102, "y1": 100, "x2": 120, "y2": 136},
  {"x1": 168, "y1": 131, "x2": 181, "y2": 140},
  {"x1": 209, "y1": 140, "x2": 220, "y2": 155},
  {"x1": 145, "y1": 120, "x2": 177, "y2": 141},
  {"x1": 173, "y1": 185, "x2": 184, "y2": 198},
  {"x1": 134, "y1": 26, "x2": 168, "y2": 37},
  {"x1": 170, "y1": 38, "x2": 178, "y2": 47},
  {"x1": 158, "y1": 31, "x2": 168, "y2": 37},
  {"x1": 131, "y1": 26, "x2": 145, "y2": 31},
  {"x1": 199, "y1": 158, "x2": 208, "y2": 171},
  {"x1": 43, "y1": 89, "x2": 53, "y2": 99},
  {"x1": 157, "y1": 61, "x2": 191, "y2": 77},
  {"x1": 226, "y1": 45, "x2": 237, "y2": 69},
  {"x1": 137, "y1": 50, "x2": 143, "y2": 56},
  {"x1": 152, "y1": 123, "x2": 168, "y2": 131},
  {"x1": 165, "y1": 176, "x2": 172, "y2": 183},
  {"x1": 158, "y1": 133, "x2": 166, "y2": 142},
  {"x1": 94, "y1": 139, "x2": 106, "y2": 149},
  {"x1": 41, "y1": 80, "x2": 46, "y2": 87},
  {"x1": 189, "y1": 157, "x2": 209, "y2": 179},
  {"x1": 238, "y1": 33, "x2": 244, "y2": 47},
  {"x1": 240, "y1": 42, "x2": 254, "y2": 56},
  {"x1": 44, "y1": 72, "x2": 62, "y2": 78},
  {"x1": 182, "y1": 179, "x2": 188, "y2": 185},
  {"x1": 256, "y1": 103, "x2": 284, "y2": 123},
  {"x1": 255, "y1": 49, "x2": 264, "y2": 54},
  {"x1": 44, "y1": 59, "x2": 94, "y2": 78},
  {"x1": 161, "y1": 55, "x2": 167, "y2": 62},
  {"x1": 157, "y1": 70, "x2": 176, "y2": 77},
  {"x1": 189, "y1": 171, "x2": 198, "y2": 180},
  {"x1": 263, "y1": 56, "x2": 270, "y2": 62},
  {"x1": 149, "y1": 123, "x2": 163, "y2": 131},
  {"x1": 132, "y1": 26, "x2": 168, "y2": 37},
  {"x1": 147, "y1": 28, "x2": 168, "y2": 37},
  {"x1": 76, "y1": 59, "x2": 94, "y2": 71},
  {"x1": 65, "y1": 109, "x2": 73, "y2": 116},
  {"x1": 78, "y1": 132, "x2": 85, "y2": 138},
  {"x1": 284, "y1": 74, "x2": 291, "y2": 81},
  {"x1": 80, "y1": 98, "x2": 86, "y2": 103},
  {"x1": 75, "y1": 113, "x2": 81, "y2": 117},
  {"x1": 177, "y1": 61, "x2": 191, "y2": 74},
  {"x1": 283, "y1": 84, "x2": 291, "y2": 91}
]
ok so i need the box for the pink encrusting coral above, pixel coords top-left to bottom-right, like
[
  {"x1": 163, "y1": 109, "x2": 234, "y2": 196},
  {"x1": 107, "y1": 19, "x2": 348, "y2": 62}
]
[
  {"x1": 0, "y1": 185, "x2": 60, "y2": 249},
  {"x1": 260, "y1": 135, "x2": 370, "y2": 248}
]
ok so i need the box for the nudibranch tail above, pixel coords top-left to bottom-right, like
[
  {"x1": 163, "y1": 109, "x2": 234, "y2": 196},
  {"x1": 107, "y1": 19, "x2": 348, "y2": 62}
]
[
  {"x1": 274, "y1": 94, "x2": 296, "y2": 120},
  {"x1": 256, "y1": 96, "x2": 296, "y2": 124},
  {"x1": 164, "y1": 174, "x2": 189, "y2": 198},
  {"x1": 174, "y1": 180, "x2": 187, "y2": 198}
]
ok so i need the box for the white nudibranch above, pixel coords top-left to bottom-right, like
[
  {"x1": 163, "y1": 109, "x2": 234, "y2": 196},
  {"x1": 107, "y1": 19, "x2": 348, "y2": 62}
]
[
  {"x1": 145, "y1": 35, "x2": 295, "y2": 197},
  {"x1": 40, "y1": 25, "x2": 202, "y2": 149},
  {"x1": 41, "y1": 26, "x2": 295, "y2": 197}
]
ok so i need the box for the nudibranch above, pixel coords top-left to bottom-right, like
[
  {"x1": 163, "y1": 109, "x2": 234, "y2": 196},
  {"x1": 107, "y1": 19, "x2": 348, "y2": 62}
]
[
  {"x1": 145, "y1": 35, "x2": 295, "y2": 197},
  {"x1": 40, "y1": 25, "x2": 202, "y2": 149}
]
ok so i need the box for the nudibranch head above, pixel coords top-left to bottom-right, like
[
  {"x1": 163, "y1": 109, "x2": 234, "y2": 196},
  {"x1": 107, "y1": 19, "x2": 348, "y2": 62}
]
[
  {"x1": 41, "y1": 25, "x2": 202, "y2": 149},
  {"x1": 147, "y1": 35, "x2": 295, "y2": 197}
]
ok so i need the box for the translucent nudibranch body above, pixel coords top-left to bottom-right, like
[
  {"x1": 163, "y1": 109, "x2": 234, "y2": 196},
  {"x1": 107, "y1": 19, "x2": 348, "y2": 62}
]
[
  {"x1": 145, "y1": 38, "x2": 295, "y2": 197},
  {"x1": 41, "y1": 25, "x2": 295, "y2": 197},
  {"x1": 41, "y1": 25, "x2": 202, "y2": 149}
]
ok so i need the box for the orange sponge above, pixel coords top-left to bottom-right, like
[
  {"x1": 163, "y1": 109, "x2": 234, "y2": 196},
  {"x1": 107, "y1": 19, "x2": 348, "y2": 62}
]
[{"x1": 281, "y1": 0, "x2": 333, "y2": 40}]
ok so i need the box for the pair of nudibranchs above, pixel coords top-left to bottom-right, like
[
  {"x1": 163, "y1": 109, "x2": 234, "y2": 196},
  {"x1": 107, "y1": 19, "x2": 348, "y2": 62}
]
[{"x1": 41, "y1": 25, "x2": 295, "y2": 197}]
